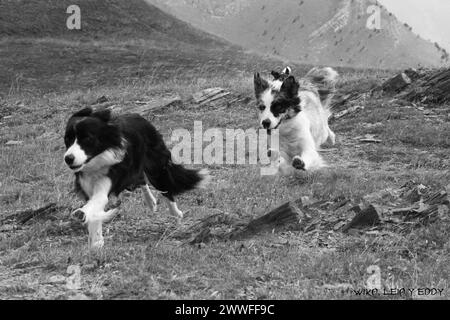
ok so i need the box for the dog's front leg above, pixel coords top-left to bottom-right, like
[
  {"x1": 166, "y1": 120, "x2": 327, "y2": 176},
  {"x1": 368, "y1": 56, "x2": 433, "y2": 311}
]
[
  {"x1": 72, "y1": 177, "x2": 116, "y2": 249},
  {"x1": 266, "y1": 149, "x2": 297, "y2": 176},
  {"x1": 326, "y1": 126, "x2": 336, "y2": 146},
  {"x1": 292, "y1": 132, "x2": 324, "y2": 171},
  {"x1": 279, "y1": 157, "x2": 296, "y2": 175}
]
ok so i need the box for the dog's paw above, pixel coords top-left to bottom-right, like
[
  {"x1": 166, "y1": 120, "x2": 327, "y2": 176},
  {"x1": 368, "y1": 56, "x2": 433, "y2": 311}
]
[
  {"x1": 108, "y1": 198, "x2": 122, "y2": 210},
  {"x1": 292, "y1": 157, "x2": 306, "y2": 171},
  {"x1": 103, "y1": 208, "x2": 119, "y2": 223},
  {"x1": 71, "y1": 209, "x2": 86, "y2": 223}
]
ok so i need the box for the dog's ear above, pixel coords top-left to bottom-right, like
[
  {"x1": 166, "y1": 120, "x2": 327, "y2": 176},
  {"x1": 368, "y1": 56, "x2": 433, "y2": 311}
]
[
  {"x1": 283, "y1": 66, "x2": 292, "y2": 75},
  {"x1": 271, "y1": 71, "x2": 281, "y2": 80},
  {"x1": 72, "y1": 107, "x2": 93, "y2": 118},
  {"x1": 280, "y1": 76, "x2": 299, "y2": 98},
  {"x1": 254, "y1": 72, "x2": 270, "y2": 98},
  {"x1": 91, "y1": 108, "x2": 112, "y2": 123}
]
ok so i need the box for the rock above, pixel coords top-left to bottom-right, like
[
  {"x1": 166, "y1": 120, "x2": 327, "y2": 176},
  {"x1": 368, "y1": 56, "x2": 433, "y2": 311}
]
[
  {"x1": 191, "y1": 88, "x2": 251, "y2": 109},
  {"x1": 299, "y1": 196, "x2": 315, "y2": 206},
  {"x1": 95, "y1": 96, "x2": 108, "y2": 104},
  {"x1": 404, "y1": 68, "x2": 420, "y2": 81},
  {"x1": 342, "y1": 205, "x2": 381, "y2": 232},
  {"x1": 357, "y1": 134, "x2": 382, "y2": 144},
  {"x1": 193, "y1": 88, "x2": 230, "y2": 105},
  {"x1": 229, "y1": 202, "x2": 305, "y2": 240},
  {"x1": 5, "y1": 140, "x2": 23, "y2": 146},
  {"x1": 126, "y1": 95, "x2": 182, "y2": 115},
  {"x1": 331, "y1": 92, "x2": 362, "y2": 109},
  {"x1": 331, "y1": 105, "x2": 364, "y2": 121},
  {"x1": 402, "y1": 68, "x2": 450, "y2": 104},
  {"x1": 13, "y1": 203, "x2": 59, "y2": 224},
  {"x1": 48, "y1": 275, "x2": 66, "y2": 284},
  {"x1": 382, "y1": 73, "x2": 411, "y2": 93}
]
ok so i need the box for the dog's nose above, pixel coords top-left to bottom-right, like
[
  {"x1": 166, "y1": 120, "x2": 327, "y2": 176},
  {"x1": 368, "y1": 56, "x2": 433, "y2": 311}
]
[
  {"x1": 262, "y1": 119, "x2": 271, "y2": 129},
  {"x1": 65, "y1": 154, "x2": 75, "y2": 165}
]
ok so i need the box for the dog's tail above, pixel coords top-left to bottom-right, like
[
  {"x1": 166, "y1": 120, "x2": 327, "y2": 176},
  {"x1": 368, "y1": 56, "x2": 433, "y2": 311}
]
[
  {"x1": 164, "y1": 164, "x2": 211, "y2": 196},
  {"x1": 305, "y1": 67, "x2": 339, "y2": 109}
]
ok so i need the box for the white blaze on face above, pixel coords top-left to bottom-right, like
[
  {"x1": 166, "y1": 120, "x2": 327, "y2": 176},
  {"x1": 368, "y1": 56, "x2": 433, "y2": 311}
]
[
  {"x1": 270, "y1": 80, "x2": 283, "y2": 91},
  {"x1": 258, "y1": 89, "x2": 281, "y2": 130},
  {"x1": 282, "y1": 66, "x2": 292, "y2": 75},
  {"x1": 64, "y1": 138, "x2": 88, "y2": 170}
]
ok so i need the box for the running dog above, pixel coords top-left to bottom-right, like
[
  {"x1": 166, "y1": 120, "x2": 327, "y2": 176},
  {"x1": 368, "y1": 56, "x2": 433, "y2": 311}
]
[
  {"x1": 63, "y1": 107, "x2": 209, "y2": 248},
  {"x1": 254, "y1": 67, "x2": 338, "y2": 175}
]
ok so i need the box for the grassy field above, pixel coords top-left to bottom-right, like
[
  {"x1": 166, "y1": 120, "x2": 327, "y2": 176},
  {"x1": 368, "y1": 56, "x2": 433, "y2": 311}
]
[
  {"x1": 1, "y1": 1, "x2": 450, "y2": 301},
  {"x1": 1, "y1": 55, "x2": 449, "y2": 299}
]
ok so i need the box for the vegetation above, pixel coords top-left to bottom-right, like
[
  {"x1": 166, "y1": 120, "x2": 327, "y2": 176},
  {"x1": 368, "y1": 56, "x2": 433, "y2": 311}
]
[{"x1": 0, "y1": 0, "x2": 449, "y2": 300}]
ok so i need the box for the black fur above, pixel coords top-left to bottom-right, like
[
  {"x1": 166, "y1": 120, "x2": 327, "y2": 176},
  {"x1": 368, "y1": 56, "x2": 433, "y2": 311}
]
[
  {"x1": 253, "y1": 72, "x2": 270, "y2": 99},
  {"x1": 271, "y1": 68, "x2": 290, "y2": 82},
  {"x1": 270, "y1": 76, "x2": 301, "y2": 117},
  {"x1": 65, "y1": 107, "x2": 205, "y2": 203}
]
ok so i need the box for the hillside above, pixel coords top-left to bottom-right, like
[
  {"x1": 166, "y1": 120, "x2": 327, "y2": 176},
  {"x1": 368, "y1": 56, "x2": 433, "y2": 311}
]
[
  {"x1": 0, "y1": 0, "x2": 283, "y2": 93},
  {"x1": 149, "y1": 0, "x2": 449, "y2": 69},
  {"x1": 0, "y1": 0, "x2": 227, "y2": 47}
]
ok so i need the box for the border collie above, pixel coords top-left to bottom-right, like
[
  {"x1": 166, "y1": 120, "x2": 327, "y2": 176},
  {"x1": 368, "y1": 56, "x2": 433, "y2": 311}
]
[
  {"x1": 254, "y1": 67, "x2": 338, "y2": 175},
  {"x1": 63, "y1": 107, "x2": 209, "y2": 248}
]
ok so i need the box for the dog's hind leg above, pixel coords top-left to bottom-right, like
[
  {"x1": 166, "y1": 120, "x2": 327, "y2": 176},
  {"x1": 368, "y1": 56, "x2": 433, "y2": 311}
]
[
  {"x1": 327, "y1": 126, "x2": 336, "y2": 146},
  {"x1": 162, "y1": 193, "x2": 183, "y2": 219},
  {"x1": 142, "y1": 173, "x2": 157, "y2": 212}
]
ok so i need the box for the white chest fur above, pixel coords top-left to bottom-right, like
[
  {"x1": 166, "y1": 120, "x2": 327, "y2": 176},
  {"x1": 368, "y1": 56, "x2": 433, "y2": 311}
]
[{"x1": 78, "y1": 168, "x2": 109, "y2": 199}]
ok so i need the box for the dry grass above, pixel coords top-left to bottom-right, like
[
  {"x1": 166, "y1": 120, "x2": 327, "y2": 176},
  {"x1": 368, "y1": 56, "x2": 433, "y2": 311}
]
[
  {"x1": 1, "y1": 64, "x2": 450, "y2": 300},
  {"x1": 1, "y1": 7, "x2": 449, "y2": 298}
]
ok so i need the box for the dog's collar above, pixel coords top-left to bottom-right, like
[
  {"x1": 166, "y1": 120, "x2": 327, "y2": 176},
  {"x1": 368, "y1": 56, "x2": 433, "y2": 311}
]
[
  {"x1": 273, "y1": 120, "x2": 283, "y2": 130},
  {"x1": 268, "y1": 114, "x2": 287, "y2": 134},
  {"x1": 275, "y1": 111, "x2": 295, "y2": 129}
]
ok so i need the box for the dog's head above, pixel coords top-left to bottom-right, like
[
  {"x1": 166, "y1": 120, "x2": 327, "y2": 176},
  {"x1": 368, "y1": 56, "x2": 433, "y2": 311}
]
[
  {"x1": 63, "y1": 108, "x2": 122, "y2": 172},
  {"x1": 254, "y1": 73, "x2": 301, "y2": 130}
]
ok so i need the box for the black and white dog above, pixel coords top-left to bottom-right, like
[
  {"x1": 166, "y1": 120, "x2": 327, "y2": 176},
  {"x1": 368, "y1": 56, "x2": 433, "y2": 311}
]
[
  {"x1": 64, "y1": 107, "x2": 209, "y2": 248},
  {"x1": 254, "y1": 67, "x2": 338, "y2": 175}
]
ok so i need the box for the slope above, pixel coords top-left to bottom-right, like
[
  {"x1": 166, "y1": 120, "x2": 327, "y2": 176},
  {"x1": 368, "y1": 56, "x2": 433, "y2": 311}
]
[{"x1": 149, "y1": 0, "x2": 448, "y2": 69}]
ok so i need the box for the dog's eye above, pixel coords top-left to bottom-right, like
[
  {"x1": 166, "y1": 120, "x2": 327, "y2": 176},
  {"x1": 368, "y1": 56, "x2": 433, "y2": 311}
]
[
  {"x1": 271, "y1": 103, "x2": 286, "y2": 117},
  {"x1": 258, "y1": 104, "x2": 266, "y2": 111}
]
